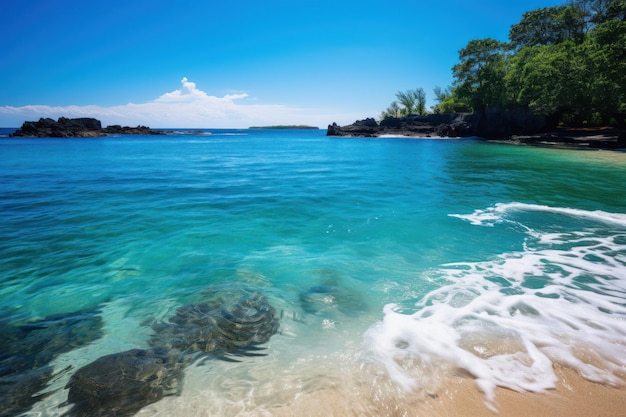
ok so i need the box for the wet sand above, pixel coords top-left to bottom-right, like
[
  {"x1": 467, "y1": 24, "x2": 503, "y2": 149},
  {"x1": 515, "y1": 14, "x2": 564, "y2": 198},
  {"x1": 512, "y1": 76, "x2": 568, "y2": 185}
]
[{"x1": 263, "y1": 365, "x2": 626, "y2": 417}]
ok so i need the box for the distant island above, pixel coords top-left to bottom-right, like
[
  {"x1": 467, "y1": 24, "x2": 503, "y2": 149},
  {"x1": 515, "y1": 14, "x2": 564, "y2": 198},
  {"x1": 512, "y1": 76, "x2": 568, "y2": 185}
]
[
  {"x1": 9, "y1": 117, "x2": 165, "y2": 138},
  {"x1": 249, "y1": 125, "x2": 319, "y2": 130}
]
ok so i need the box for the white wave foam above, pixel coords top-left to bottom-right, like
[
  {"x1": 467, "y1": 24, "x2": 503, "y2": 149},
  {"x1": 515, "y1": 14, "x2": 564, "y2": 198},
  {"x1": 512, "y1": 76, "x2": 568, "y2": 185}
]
[
  {"x1": 450, "y1": 202, "x2": 626, "y2": 227},
  {"x1": 367, "y1": 203, "x2": 626, "y2": 407}
]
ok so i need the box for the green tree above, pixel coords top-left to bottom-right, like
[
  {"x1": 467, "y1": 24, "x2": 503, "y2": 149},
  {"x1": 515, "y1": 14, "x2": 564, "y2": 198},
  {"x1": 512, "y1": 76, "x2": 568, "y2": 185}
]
[
  {"x1": 395, "y1": 90, "x2": 416, "y2": 116},
  {"x1": 390, "y1": 88, "x2": 428, "y2": 116},
  {"x1": 412, "y1": 88, "x2": 427, "y2": 115},
  {"x1": 509, "y1": 6, "x2": 586, "y2": 47},
  {"x1": 452, "y1": 38, "x2": 511, "y2": 110},
  {"x1": 380, "y1": 101, "x2": 401, "y2": 119},
  {"x1": 570, "y1": 0, "x2": 626, "y2": 26},
  {"x1": 427, "y1": 1, "x2": 626, "y2": 126},
  {"x1": 585, "y1": 19, "x2": 626, "y2": 125},
  {"x1": 508, "y1": 42, "x2": 588, "y2": 118},
  {"x1": 431, "y1": 86, "x2": 471, "y2": 113}
]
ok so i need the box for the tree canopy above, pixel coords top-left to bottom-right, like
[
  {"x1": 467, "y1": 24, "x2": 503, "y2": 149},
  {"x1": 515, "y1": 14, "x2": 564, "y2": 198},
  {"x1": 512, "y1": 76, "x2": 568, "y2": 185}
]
[
  {"x1": 383, "y1": 0, "x2": 625, "y2": 128},
  {"x1": 454, "y1": 0, "x2": 626, "y2": 127}
]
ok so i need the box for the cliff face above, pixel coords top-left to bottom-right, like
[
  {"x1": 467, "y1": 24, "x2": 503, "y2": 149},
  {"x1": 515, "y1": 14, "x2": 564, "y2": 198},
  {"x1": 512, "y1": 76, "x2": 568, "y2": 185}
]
[
  {"x1": 10, "y1": 117, "x2": 164, "y2": 137},
  {"x1": 327, "y1": 107, "x2": 550, "y2": 138}
]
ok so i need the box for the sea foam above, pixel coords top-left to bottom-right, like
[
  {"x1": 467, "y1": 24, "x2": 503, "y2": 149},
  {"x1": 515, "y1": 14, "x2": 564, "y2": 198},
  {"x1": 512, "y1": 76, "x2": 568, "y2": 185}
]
[{"x1": 366, "y1": 202, "x2": 626, "y2": 406}]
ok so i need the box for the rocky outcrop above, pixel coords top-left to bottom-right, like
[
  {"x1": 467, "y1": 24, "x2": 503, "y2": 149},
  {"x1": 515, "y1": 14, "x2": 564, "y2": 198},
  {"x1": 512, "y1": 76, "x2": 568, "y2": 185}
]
[
  {"x1": 327, "y1": 113, "x2": 475, "y2": 138},
  {"x1": 102, "y1": 124, "x2": 163, "y2": 135},
  {"x1": 471, "y1": 105, "x2": 552, "y2": 138},
  {"x1": 9, "y1": 117, "x2": 164, "y2": 137},
  {"x1": 327, "y1": 106, "x2": 553, "y2": 139},
  {"x1": 327, "y1": 110, "x2": 626, "y2": 149}
]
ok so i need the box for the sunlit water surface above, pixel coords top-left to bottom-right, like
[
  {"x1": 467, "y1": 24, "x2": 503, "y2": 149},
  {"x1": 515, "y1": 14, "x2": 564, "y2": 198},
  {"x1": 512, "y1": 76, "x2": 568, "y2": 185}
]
[{"x1": 1, "y1": 129, "x2": 625, "y2": 416}]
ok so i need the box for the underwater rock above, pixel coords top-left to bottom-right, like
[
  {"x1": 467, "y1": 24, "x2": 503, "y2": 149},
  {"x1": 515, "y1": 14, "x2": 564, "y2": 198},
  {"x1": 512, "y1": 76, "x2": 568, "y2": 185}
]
[
  {"x1": 299, "y1": 285, "x2": 339, "y2": 315},
  {"x1": 64, "y1": 348, "x2": 183, "y2": 417},
  {"x1": 64, "y1": 285, "x2": 279, "y2": 417},
  {"x1": 0, "y1": 365, "x2": 54, "y2": 417},
  {"x1": 0, "y1": 308, "x2": 103, "y2": 417},
  {"x1": 149, "y1": 286, "x2": 279, "y2": 353},
  {"x1": 299, "y1": 271, "x2": 368, "y2": 317}
]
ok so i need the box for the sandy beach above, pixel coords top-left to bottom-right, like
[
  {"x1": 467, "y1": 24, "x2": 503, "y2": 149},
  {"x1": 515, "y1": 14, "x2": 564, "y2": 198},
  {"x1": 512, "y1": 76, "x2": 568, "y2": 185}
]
[
  {"x1": 262, "y1": 366, "x2": 626, "y2": 417},
  {"x1": 141, "y1": 356, "x2": 626, "y2": 417}
]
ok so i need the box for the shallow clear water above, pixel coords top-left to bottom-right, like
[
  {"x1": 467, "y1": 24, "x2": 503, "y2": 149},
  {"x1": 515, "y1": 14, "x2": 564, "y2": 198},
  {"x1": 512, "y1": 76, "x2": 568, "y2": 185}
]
[{"x1": 1, "y1": 130, "x2": 625, "y2": 415}]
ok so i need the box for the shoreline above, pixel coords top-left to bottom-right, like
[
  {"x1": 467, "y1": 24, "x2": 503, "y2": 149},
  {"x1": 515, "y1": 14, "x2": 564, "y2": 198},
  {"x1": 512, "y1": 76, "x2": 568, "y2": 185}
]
[
  {"x1": 263, "y1": 365, "x2": 626, "y2": 417},
  {"x1": 491, "y1": 127, "x2": 626, "y2": 151},
  {"x1": 334, "y1": 127, "x2": 626, "y2": 151},
  {"x1": 327, "y1": 115, "x2": 626, "y2": 150},
  {"x1": 139, "y1": 361, "x2": 626, "y2": 417}
]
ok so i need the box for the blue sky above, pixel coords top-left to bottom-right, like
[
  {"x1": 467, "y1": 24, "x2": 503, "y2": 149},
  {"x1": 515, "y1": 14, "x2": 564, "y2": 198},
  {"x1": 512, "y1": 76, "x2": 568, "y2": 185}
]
[{"x1": 0, "y1": 0, "x2": 564, "y2": 128}]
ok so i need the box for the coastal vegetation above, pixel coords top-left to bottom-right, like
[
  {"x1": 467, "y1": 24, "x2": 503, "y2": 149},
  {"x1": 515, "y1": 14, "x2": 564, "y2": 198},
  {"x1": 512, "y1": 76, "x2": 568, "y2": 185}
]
[
  {"x1": 381, "y1": 88, "x2": 427, "y2": 118},
  {"x1": 382, "y1": 0, "x2": 626, "y2": 128}
]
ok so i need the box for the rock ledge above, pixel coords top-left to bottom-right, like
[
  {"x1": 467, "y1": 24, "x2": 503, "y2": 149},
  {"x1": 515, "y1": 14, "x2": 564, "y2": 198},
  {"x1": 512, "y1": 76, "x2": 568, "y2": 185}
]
[{"x1": 9, "y1": 117, "x2": 165, "y2": 137}]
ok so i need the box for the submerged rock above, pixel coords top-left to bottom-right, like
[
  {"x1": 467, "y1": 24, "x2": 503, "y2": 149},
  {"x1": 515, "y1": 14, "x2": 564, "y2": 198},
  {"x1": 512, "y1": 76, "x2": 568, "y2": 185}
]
[
  {"x1": 149, "y1": 286, "x2": 279, "y2": 353},
  {"x1": 64, "y1": 348, "x2": 183, "y2": 417},
  {"x1": 299, "y1": 270, "x2": 368, "y2": 318},
  {"x1": 64, "y1": 285, "x2": 279, "y2": 417},
  {"x1": 0, "y1": 308, "x2": 103, "y2": 417}
]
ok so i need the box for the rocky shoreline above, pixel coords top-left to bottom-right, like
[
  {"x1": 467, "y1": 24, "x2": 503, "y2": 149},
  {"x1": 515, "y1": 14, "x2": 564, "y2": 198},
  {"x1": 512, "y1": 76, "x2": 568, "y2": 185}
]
[
  {"x1": 9, "y1": 117, "x2": 165, "y2": 138},
  {"x1": 327, "y1": 109, "x2": 626, "y2": 150},
  {"x1": 327, "y1": 113, "x2": 474, "y2": 138}
]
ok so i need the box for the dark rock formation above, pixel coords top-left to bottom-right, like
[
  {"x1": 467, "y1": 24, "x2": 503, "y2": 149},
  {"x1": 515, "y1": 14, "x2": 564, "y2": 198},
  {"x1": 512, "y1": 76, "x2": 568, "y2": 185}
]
[
  {"x1": 64, "y1": 348, "x2": 183, "y2": 417},
  {"x1": 149, "y1": 287, "x2": 280, "y2": 353},
  {"x1": 471, "y1": 105, "x2": 550, "y2": 138},
  {"x1": 0, "y1": 308, "x2": 103, "y2": 417},
  {"x1": 327, "y1": 113, "x2": 475, "y2": 138},
  {"x1": 102, "y1": 124, "x2": 164, "y2": 135},
  {"x1": 327, "y1": 107, "x2": 626, "y2": 149},
  {"x1": 9, "y1": 117, "x2": 164, "y2": 138},
  {"x1": 64, "y1": 285, "x2": 279, "y2": 417}
]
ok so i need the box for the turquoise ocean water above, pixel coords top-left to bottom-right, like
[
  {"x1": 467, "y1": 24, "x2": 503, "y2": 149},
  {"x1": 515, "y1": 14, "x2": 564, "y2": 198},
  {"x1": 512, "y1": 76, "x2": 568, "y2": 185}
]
[{"x1": 1, "y1": 129, "x2": 625, "y2": 415}]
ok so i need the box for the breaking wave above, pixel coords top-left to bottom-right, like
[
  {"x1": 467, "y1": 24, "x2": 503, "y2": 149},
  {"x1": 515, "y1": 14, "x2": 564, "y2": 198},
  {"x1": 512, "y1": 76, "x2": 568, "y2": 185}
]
[{"x1": 366, "y1": 202, "x2": 626, "y2": 406}]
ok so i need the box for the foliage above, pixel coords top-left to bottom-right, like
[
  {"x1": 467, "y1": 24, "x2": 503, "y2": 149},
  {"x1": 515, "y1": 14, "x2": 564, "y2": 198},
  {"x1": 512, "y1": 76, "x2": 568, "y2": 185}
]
[
  {"x1": 448, "y1": 0, "x2": 626, "y2": 127},
  {"x1": 431, "y1": 86, "x2": 472, "y2": 113},
  {"x1": 380, "y1": 88, "x2": 428, "y2": 119},
  {"x1": 508, "y1": 41, "x2": 590, "y2": 118},
  {"x1": 380, "y1": 1, "x2": 625, "y2": 127},
  {"x1": 452, "y1": 38, "x2": 511, "y2": 110},
  {"x1": 509, "y1": 6, "x2": 586, "y2": 47},
  {"x1": 571, "y1": 0, "x2": 626, "y2": 26}
]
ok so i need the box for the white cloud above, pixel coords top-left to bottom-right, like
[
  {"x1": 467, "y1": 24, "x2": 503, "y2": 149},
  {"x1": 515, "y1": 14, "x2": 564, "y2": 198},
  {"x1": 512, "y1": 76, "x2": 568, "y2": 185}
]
[
  {"x1": 0, "y1": 78, "x2": 363, "y2": 128},
  {"x1": 155, "y1": 77, "x2": 244, "y2": 103}
]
